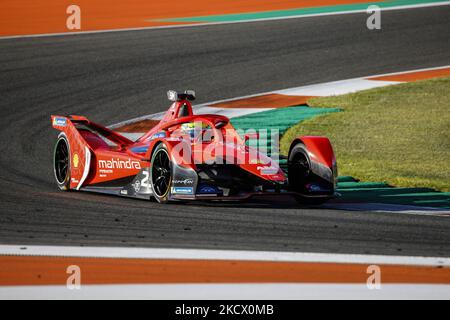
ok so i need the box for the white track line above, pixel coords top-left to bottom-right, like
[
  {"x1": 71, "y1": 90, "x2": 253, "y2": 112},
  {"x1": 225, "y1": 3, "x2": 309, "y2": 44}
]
[
  {"x1": 202, "y1": 65, "x2": 450, "y2": 104},
  {"x1": 1, "y1": 245, "x2": 449, "y2": 266},
  {"x1": 109, "y1": 65, "x2": 450, "y2": 129},
  {"x1": 2, "y1": 284, "x2": 450, "y2": 300},
  {"x1": 1, "y1": 2, "x2": 450, "y2": 40},
  {"x1": 362, "y1": 64, "x2": 450, "y2": 78},
  {"x1": 274, "y1": 79, "x2": 400, "y2": 96}
]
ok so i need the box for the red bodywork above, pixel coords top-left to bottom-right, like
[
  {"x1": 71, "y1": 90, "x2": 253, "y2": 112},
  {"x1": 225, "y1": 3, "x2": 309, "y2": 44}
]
[{"x1": 51, "y1": 97, "x2": 337, "y2": 201}]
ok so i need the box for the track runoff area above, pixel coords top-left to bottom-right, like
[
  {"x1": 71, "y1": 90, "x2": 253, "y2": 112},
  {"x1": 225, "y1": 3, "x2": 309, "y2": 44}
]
[{"x1": 1, "y1": 66, "x2": 449, "y2": 300}]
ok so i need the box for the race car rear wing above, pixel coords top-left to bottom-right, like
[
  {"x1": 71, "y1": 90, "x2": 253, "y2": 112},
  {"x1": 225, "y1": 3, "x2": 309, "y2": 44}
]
[
  {"x1": 51, "y1": 115, "x2": 134, "y2": 190},
  {"x1": 51, "y1": 115, "x2": 134, "y2": 147}
]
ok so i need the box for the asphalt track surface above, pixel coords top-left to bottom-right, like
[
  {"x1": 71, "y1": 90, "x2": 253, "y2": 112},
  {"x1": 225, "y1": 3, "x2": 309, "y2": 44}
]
[{"x1": 1, "y1": 7, "x2": 450, "y2": 257}]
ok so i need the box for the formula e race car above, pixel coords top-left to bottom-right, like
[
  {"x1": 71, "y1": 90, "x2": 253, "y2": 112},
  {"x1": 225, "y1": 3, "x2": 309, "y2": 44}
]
[{"x1": 51, "y1": 90, "x2": 338, "y2": 205}]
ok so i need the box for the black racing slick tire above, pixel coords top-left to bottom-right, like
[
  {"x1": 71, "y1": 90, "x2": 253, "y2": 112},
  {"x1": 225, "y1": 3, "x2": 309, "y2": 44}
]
[
  {"x1": 288, "y1": 143, "x2": 311, "y2": 191},
  {"x1": 53, "y1": 133, "x2": 71, "y2": 191},
  {"x1": 289, "y1": 142, "x2": 330, "y2": 206},
  {"x1": 150, "y1": 143, "x2": 173, "y2": 204}
]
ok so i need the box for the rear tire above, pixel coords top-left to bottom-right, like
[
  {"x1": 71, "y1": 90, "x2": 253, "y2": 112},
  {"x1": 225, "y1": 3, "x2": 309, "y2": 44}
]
[
  {"x1": 53, "y1": 133, "x2": 71, "y2": 191},
  {"x1": 150, "y1": 143, "x2": 172, "y2": 204}
]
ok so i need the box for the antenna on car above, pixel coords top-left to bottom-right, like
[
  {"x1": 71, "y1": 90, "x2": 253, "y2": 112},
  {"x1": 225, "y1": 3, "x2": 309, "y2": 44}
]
[{"x1": 167, "y1": 90, "x2": 196, "y2": 102}]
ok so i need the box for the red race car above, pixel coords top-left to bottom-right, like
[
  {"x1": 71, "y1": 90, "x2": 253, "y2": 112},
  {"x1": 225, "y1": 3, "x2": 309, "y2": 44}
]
[{"x1": 51, "y1": 90, "x2": 337, "y2": 205}]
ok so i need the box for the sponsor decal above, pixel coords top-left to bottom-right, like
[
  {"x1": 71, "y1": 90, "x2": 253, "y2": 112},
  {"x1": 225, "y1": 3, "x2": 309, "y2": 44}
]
[
  {"x1": 130, "y1": 146, "x2": 149, "y2": 153},
  {"x1": 73, "y1": 153, "x2": 79, "y2": 168},
  {"x1": 98, "y1": 158, "x2": 141, "y2": 170},
  {"x1": 257, "y1": 166, "x2": 279, "y2": 175},
  {"x1": 120, "y1": 190, "x2": 128, "y2": 195},
  {"x1": 172, "y1": 187, "x2": 194, "y2": 195},
  {"x1": 53, "y1": 117, "x2": 67, "y2": 127},
  {"x1": 99, "y1": 169, "x2": 112, "y2": 178},
  {"x1": 133, "y1": 180, "x2": 141, "y2": 193},
  {"x1": 172, "y1": 178, "x2": 194, "y2": 185},
  {"x1": 71, "y1": 178, "x2": 79, "y2": 184},
  {"x1": 198, "y1": 185, "x2": 219, "y2": 195},
  {"x1": 151, "y1": 132, "x2": 167, "y2": 139}
]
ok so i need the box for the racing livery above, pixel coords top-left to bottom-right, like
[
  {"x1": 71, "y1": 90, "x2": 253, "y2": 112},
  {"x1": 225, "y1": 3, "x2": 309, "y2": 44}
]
[{"x1": 51, "y1": 90, "x2": 338, "y2": 204}]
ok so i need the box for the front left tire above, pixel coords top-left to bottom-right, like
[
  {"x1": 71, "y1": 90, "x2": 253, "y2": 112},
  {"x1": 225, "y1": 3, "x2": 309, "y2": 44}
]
[{"x1": 53, "y1": 133, "x2": 71, "y2": 191}]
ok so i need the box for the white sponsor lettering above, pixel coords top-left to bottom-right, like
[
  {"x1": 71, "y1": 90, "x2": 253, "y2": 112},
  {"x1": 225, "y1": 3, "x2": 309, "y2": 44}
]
[
  {"x1": 173, "y1": 178, "x2": 194, "y2": 185},
  {"x1": 257, "y1": 166, "x2": 278, "y2": 175},
  {"x1": 98, "y1": 158, "x2": 141, "y2": 170}
]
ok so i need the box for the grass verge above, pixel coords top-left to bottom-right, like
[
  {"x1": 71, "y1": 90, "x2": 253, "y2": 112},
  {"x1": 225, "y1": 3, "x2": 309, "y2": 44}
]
[{"x1": 281, "y1": 77, "x2": 450, "y2": 192}]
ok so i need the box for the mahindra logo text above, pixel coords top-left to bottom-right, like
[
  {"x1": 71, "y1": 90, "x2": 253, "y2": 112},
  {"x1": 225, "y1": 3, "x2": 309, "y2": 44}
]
[{"x1": 98, "y1": 158, "x2": 141, "y2": 170}]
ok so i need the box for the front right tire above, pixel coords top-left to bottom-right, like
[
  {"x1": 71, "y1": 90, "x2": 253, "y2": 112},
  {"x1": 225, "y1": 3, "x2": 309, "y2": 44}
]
[
  {"x1": 150, "y1": 143, "x2": 172, "y2": 203},
  {"x1": 288, "y1": 143, "x2": 311, "y2": 191},
  {"x1": 288, "y1": 142, "x2": 328, "y2": 205}
]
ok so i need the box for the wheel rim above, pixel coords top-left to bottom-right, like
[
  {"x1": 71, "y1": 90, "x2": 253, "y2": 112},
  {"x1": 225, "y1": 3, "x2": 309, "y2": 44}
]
[
  {"x1": 151, "y1": 149, "x2": 171, "y2": 197},
  {"x1": 293, "y1": 153, "x2": 310, "y2": 178},
  {"x1": 55, "y1": 139, "x2": 69, "y2": 184}
]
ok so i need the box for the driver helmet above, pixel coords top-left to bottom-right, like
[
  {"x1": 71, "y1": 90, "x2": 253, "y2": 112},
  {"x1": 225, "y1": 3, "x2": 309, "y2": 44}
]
[{"x1": 180, "y1": 122, "x2": 209, "y2": 140}]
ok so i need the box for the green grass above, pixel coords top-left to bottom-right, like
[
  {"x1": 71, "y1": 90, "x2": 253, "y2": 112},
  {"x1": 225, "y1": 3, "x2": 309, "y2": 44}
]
[{"x1": 281, "y1": 77, "x2": 450, "y2": 192}]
